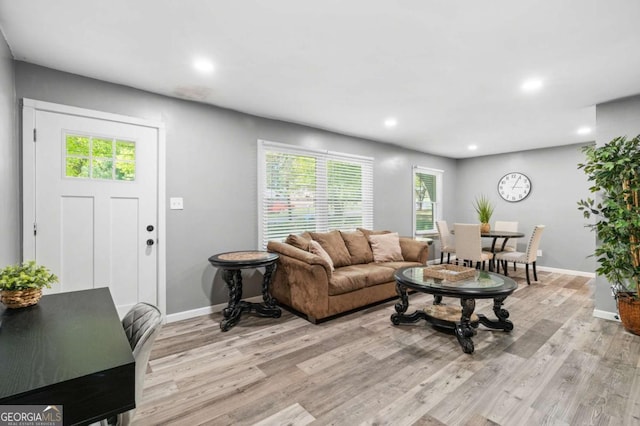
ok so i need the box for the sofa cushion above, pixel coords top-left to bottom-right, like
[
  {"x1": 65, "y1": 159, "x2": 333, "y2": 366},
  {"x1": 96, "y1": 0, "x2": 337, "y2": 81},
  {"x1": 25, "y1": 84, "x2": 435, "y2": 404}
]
[
  {"x1": 375, "y1": 260, "x2": 424, "y2": 270},
  {"x1": 357, "y1": 228, "x2": 391, "y2": 238},
  {"x1": 309, "y1": 240, "x2": 335, "y2": 271},
  {"x1": 310, "y1": 230, "x2": 352, "y2": 268},
  {"x1": 328, "y1": 264, "x2": 396, "y2": 295},
  {"x1": 368, "y1": 232, "x2": 404, "y2": 262},
  {"x1": 285, "y1": 233, "x2": 311, "y2": 251},
  {"x1": 340, "y1": 230, "x2": 374, "y2": 264}
]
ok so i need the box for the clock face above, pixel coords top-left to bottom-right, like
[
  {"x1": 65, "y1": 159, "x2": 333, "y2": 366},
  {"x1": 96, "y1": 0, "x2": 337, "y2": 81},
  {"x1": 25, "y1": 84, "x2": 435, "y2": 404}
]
[{"x1": 498, "y1": 172, "x2": 531, "y2": 202}]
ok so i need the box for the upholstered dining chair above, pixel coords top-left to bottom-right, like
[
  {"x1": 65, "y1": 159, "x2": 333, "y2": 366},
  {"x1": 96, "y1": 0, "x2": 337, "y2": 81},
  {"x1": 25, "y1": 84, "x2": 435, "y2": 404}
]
[
  {"x1": 436, "y1": 220, "x2": 456, "y2": 264},
  {"x1": 495, "y1": 225, "x2": 545, "y2": 285},
  {"x1": 453, "y1": 223, "x2": 494, "y2": 270},
  {"x1": 484, "y1": 220, "x2": 519, "y2": 270},
  {"x1": 104, "y1": 303, "x2": 163, "y2": 426}
]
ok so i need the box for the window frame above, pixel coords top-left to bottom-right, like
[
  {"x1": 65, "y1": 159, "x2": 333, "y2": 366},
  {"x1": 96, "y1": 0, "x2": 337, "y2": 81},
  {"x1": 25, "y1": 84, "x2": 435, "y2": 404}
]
[
  {"x1": 412, "y1": 166, "x2": 443, "y2": 235},
  {"x1": 258, "y1": 140, "x2": 374, "y2": 249}
]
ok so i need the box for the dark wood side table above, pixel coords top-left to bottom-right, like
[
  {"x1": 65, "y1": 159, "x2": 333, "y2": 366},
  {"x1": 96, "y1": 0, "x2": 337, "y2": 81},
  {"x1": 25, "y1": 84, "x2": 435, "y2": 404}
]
[{"x1": 208, "y1": 250, "x2": 281, "y2": 331}]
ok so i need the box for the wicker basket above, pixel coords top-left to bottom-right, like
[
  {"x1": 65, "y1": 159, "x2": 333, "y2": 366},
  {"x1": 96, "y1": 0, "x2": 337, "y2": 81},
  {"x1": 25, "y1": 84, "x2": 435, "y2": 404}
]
[
  {"x1": 1, "y1": 288, "x2": 43, "y2": 309},
  {"x1": 423, "y1": 264, "x2": 476, "y2": 282},
  {"x1": 617, "y1": 292, "x2": 640, "y2": 335}
]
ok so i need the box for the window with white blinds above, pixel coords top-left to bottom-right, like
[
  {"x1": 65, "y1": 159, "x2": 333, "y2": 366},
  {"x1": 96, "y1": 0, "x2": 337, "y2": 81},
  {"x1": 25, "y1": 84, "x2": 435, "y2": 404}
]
[
  {"x1": 413, "y1": 166, "x2": 443, "y2": 234},
  {"x1": 258, "y1": 140, "x2": 373, "y2": 249}
]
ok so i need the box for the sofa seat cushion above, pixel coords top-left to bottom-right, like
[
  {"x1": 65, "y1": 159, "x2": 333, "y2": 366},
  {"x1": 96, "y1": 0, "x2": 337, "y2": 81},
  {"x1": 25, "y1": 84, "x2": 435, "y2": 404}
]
[{"x1": 328, "y1": 264, "x2": 397, "y2": 296}]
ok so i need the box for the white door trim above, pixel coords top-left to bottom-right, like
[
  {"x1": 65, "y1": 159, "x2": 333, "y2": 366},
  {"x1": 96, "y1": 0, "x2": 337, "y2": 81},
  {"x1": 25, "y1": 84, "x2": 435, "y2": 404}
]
[{"x1": 21, "y1": 98, "x2": 167, "y2": 318}]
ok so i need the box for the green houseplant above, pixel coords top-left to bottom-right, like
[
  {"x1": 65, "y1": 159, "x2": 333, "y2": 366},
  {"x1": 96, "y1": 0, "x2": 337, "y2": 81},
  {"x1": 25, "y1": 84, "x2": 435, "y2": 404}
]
[
  {"x1": 577, "y1": 135, "x2": 640, "y2": 334},
  {"x1": 473, "y1": 194, "x2": 495, "y2": 233},
  {"x1": 0, "y1": 260, "x2": 58, "y2": 308}
]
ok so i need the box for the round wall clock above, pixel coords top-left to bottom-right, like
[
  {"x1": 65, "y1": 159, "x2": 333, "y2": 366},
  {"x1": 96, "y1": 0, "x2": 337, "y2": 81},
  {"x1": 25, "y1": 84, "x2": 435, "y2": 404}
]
[{"x1": 498, "y1": 172, "x2": 531, "y2": 202}]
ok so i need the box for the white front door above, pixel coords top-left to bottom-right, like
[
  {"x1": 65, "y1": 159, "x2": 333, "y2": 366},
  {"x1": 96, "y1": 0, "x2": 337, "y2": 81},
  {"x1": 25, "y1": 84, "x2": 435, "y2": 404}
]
[{"x1": 22, "y1": 100, "x2": 165, "y2": 317}]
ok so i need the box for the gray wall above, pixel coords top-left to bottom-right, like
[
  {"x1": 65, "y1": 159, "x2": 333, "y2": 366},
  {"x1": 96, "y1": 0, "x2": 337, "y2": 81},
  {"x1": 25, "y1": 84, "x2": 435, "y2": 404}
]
[
  {"x1": 594, "y1": 94, "x2": 640, "y2": 314},
  {"x1": 454, "y1": 144, "x2": 596, "y2": 272},
  {"x1": 0, "y1": 33, "x2": 17, "y2": 266},
  {"x1": 13, "y1": 62, "x2": 456, "y2": 315}
]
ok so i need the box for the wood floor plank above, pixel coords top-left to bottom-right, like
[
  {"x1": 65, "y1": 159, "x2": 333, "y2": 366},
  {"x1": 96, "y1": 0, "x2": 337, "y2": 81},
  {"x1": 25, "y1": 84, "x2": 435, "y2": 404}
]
[{"x1": 129, "y1": 270, "x2": 640, "y2": 426}]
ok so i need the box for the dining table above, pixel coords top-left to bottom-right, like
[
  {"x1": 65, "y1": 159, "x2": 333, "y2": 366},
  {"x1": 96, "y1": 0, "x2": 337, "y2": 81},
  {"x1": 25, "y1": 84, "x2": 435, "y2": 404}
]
[
  {"x1": 451, "y1": 229, "x2": 525, "y2": 271},
  {"x1": 0, "y1": 288, "x2": 135, "y2": 425}
]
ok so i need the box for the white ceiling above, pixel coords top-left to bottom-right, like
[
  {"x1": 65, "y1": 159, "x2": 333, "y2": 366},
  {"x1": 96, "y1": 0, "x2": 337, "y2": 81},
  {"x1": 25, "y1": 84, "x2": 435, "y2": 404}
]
[{"x1": 1, "y1": 0, "x2": 639, "y2": 158}]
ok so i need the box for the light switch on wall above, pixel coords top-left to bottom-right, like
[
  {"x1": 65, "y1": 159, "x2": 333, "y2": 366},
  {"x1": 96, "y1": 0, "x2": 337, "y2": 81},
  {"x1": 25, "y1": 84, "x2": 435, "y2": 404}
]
[{"x1": 170, "y1": 197, "x2": 184, "y2": 210}]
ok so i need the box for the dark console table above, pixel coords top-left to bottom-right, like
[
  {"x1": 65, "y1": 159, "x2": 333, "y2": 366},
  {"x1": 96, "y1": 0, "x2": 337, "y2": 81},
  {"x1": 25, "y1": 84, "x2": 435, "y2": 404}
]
[
  {"x1": 391, "y1": 266, "x2": 518, "y2": 354},
  {"x1": 0, "y1": 287, "x2": 135, "y2": 425},
  {"x1": 208, "y1": 250, "x2": 281, "y2": 331}
]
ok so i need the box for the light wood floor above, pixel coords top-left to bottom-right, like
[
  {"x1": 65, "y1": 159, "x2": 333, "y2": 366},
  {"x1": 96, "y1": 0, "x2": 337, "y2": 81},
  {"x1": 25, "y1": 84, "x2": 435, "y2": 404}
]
[{"x1": 133, "y1": 269, "x2": 640, "y2": 426}]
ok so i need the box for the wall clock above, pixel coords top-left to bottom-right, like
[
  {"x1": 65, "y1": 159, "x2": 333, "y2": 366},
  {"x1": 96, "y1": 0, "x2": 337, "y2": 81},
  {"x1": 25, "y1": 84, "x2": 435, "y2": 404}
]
[{"x1": 498, "y1": 172, "x2": 531, "y2": 202}]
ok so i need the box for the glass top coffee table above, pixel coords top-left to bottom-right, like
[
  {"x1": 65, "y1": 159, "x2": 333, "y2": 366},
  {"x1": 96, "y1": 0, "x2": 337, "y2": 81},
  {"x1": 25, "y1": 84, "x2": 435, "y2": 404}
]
[{"x1": 391, "y1": 266, "x2": 518, "y2": 354}]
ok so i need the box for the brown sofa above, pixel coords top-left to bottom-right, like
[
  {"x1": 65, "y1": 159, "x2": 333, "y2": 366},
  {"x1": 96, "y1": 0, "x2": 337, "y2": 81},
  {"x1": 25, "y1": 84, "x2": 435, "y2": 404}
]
[{"x1": 266, "y1": 228, "x2": 429, "y2": 323}]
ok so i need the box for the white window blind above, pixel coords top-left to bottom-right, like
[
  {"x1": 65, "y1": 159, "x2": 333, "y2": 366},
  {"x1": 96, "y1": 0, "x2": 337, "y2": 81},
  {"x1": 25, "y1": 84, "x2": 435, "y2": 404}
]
[
  {"x1": 413, "y1": 166, "x2": 443, "y2": 234},
  {"x1": 258, "y1": 140, "x2": 373, "y2": 249}
]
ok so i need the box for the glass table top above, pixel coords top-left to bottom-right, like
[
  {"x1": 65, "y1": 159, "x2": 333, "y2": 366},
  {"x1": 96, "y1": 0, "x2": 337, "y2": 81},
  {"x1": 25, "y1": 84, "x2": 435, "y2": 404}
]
[{"x1": 395, "y1": 266, "x2": 518, "y2": 296}]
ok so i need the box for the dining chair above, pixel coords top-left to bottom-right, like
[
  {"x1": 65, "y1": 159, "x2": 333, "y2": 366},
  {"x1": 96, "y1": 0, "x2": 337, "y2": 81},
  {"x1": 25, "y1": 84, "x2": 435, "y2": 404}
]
[
  {"x1": 484, "y1": 220, "x2": 519, "y2": 270},
  {"x1": 453, "y1": 223, "x2": 494, "y2": 270},
  {"x1": 436, "y1": 220, "x2": 456, "y2": 264},
  {"x1": 104, "y1": 303, "x2": 163, "y2": 426},
  {"x1": 495, "y1": 225, "x2": 545, "y2": 285}
]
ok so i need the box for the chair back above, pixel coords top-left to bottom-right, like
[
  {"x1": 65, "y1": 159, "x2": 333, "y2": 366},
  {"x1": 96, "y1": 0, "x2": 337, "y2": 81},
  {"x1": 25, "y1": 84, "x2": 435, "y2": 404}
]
[
  {"x1": 121, "y1": 302, "x2": 163, "y2": 425},
  {"x1": 436, "y1": 220, "x2": 455, "y2": 250},
  {"x1": 454, "y1": 223, "x2": 483, "y2": 262},
  {"x1": 525, "y1": 225, "x2": 545, "y2": 263},
  {"x1": 494, "y1": 220, "x2": 519, "y2": 250}
]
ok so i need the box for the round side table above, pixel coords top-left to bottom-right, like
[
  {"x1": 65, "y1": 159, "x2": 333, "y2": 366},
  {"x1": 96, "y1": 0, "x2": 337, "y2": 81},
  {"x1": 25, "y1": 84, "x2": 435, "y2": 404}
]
[{"x1": 208, "y1": 250, "x2": 281, "y2": 331}]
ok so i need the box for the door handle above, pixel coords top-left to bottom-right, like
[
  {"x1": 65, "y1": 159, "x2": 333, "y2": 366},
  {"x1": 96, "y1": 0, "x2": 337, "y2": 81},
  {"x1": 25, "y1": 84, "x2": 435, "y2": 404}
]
[{"x1": 146, "y1": 239, "x2": 155, "y2": 246}]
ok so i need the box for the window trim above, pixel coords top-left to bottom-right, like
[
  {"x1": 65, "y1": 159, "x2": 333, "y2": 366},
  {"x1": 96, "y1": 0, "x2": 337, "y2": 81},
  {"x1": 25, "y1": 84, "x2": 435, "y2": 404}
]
[
  {"x1": 412, "y1": 165, "x2": 443, "y2": 235},
  {"x1": 258, "y1": 139, "x2": 374, "y2": 249}
]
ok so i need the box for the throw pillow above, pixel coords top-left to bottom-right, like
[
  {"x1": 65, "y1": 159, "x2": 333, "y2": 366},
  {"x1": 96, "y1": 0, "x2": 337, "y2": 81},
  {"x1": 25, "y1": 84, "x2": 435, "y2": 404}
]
[
  {"x1": 285, "y1": 233, "x2": 311, "y2": 251},
  {"x1": 340, "y1": 230, "x2": 374, "y2": 264},
  {"x1": 357, "y1": 228, "x2": 392, "y2": 239},
  {"x1": 309, "y1": 230, "x2": 352, "y2": 268},
  {"x1": 309, "y1": 240, "x2": 335, "y2": 271},
  {"x1": 368, "y1": 232, "x2": 404, "y2": 262}
]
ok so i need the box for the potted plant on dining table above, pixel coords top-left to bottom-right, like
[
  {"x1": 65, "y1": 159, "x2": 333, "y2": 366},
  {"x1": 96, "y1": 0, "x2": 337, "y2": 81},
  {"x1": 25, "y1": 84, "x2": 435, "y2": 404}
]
[
  {"x1": 0, "y1": 260, "x2": 58, "y2": 308},
  {"x1": 473, "y1": 194, "x2": 495, "y2": 233}
]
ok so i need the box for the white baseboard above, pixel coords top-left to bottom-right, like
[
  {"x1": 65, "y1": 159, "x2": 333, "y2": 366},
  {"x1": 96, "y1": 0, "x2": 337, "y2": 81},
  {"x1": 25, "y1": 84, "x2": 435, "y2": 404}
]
[
  {"x1": 535, "y1": 265, "x2": 595, "y2": 278},
  {"x1": 593, "y1": 309, "x2": 620, "y2": 322},
  {"x1": 165, "y1": 295, "x2": 263, "y2": 323}
]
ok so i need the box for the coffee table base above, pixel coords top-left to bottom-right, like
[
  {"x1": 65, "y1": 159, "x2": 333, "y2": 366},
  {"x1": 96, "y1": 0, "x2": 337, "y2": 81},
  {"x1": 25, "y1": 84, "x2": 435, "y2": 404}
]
[{"x1": 391, "y1": 285, "x2": 513, "y2": 354}]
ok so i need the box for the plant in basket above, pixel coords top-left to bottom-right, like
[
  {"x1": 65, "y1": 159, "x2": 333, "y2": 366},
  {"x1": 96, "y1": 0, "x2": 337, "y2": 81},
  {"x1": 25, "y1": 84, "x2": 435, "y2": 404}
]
[
  {"x1": 577, "y1": 135, "x2": 640, "y2": 334},
  {"x1": 0, "y1": 260, "x2": 58, "y2": 308}
]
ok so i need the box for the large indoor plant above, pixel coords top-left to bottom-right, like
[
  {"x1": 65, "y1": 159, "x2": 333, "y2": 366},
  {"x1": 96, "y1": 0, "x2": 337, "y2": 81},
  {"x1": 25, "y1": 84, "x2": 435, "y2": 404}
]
[
  {"x1": 0, "y1": 260, "x2": 58, "y2": 308},
  {"x1": 473, "y1": 194, "x2": 495, "y2": 233},
  {"x1": 577, "y1": 135, "x2": 640, "y2": 334}
]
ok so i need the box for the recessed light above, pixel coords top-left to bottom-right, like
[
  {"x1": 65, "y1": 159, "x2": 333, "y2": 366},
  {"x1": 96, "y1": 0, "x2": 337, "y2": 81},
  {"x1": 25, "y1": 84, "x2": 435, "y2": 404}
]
[
  {"x1": 577, "y1": 127, "x2": 592, "y2": 135},
  {"x1": 384, "y1": 118, "x2": 397, "y2": 128},
  {"x1": 193, "y1": 58, "x2": 214, "y2": 73},
  {"x1": 521, "y1": 78, "x2": 543, "y2": 93},
  {"x1": 468, "y1": 144, "x2": 478, "y2": 151}
]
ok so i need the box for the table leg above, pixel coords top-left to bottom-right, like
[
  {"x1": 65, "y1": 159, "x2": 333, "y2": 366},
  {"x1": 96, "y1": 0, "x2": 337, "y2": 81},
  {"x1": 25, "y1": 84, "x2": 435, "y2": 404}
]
[
  {"x1": 254, "y1": 263, "x2": 281, "y2": 318},
  {"x1": 221, "y1": 269, "x2": 243, "y2": 331},
  {"x1": 454, "y1": 298, "x2": 477, "y2": 354},
  {"x1": 390, "y1": 282, "x2": 428, "y2": 325},
  {"x1": 477, "y1": 296, "x2": 513, "y2": 331}
]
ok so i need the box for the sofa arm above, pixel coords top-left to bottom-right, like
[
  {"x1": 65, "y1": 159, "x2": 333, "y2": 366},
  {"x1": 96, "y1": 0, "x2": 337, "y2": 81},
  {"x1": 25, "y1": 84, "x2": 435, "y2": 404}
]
[
  {"x1": 399, "y1": 237, "x2": 430, "y2": 263},
  {"x1": 267, "y1": 241, "x2": 333, "y2": 276},
  {"x1": 267, "y1": 242, "x2": 331, "y2": 321}
]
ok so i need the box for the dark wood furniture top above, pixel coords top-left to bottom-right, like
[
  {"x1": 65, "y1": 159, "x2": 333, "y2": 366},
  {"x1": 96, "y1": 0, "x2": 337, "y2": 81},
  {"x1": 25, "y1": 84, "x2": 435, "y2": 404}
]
[{"x1": 0, "y1": 288, "x2": 135, "y2": 426}]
